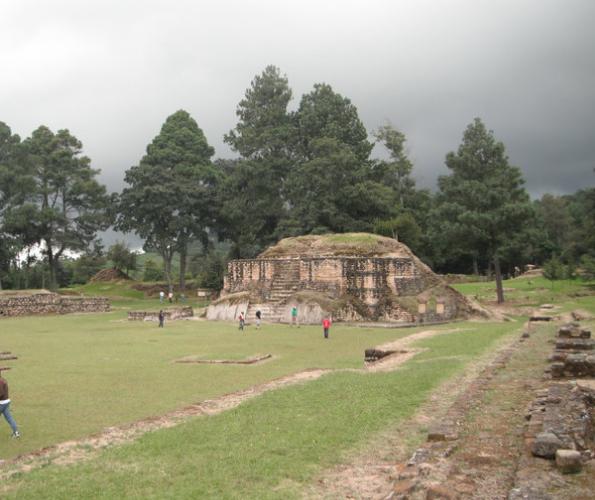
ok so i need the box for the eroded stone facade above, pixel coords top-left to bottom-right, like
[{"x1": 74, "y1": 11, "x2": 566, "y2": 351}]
[
  {"x1": 216, "y1": 255, "x2": 468, "y2": 324},
  {"x1": 0, "y1": 292, "x2": 110, "y2": 317}
]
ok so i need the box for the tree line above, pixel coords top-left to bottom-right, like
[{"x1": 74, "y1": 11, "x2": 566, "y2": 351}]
[{"x1": 1, "y1": 66, "x2": 594, "y2": 301}]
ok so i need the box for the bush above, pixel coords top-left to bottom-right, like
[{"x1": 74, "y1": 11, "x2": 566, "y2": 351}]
[
  {"x1": 143, "y1": 259, "x2": 163, "y2": 282},
  {"x1": 579, "y1": 254, "x2": 595, "y2": 280}
]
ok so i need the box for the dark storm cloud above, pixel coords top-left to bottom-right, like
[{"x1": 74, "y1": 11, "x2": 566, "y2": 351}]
[{"x1": 2, "y1": 0, "x2": 594, "y2": 204}]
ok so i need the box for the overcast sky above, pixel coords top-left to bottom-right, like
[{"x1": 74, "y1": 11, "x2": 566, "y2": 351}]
[{"x1": 2, "y1": 0, "x2": 594, "y2": 202}]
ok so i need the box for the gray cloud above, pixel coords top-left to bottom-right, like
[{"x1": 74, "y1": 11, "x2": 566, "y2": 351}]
[{"x1": 2, "y1": 0, "x2": 594, "y2": 203}]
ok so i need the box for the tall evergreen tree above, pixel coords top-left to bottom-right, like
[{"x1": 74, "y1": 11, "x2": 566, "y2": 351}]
[
  {"x1": 220, "y1": 66, "x2": 296, "y2": 253},
  {"x1": 285, "y1": 84, "x2": 391, "y2": 234},
  {"x1": 373, "y1": 123, "x2": 415, "y2": 210},
  {"x1": 117, "y1": 110, "x2": 218, "y2": 291},
  {"x1": 12, "y1": 126, "x2": 111, "y2": 289},
  {"x1": 296, "y1": 83, "x2": 373, "y2": 163},
  {"x1": 0, "y1": 122, "x2": 26, "y2": 289},
  {"x1": 433, "y1": 118, "x2": 532, "y2": 302}
]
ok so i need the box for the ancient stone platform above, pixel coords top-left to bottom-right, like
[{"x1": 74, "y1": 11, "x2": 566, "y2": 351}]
[
  {"x1": 0, "y1": 291, "x2": 110, "y2": 318},
  {"x1": 207, "y1": 233, "x2": 485, "y2": 324}
]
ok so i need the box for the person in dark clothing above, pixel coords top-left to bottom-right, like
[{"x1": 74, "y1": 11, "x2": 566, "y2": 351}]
[
  {"x1": 255, "y1": 309, "x2": 261, "y2": 329},
  {"x1": 158, "y1": 310, "x2": 165, "y2": 328},
  {"x1": 0, "y1": 371, "x2": 20, "y2": 438}
]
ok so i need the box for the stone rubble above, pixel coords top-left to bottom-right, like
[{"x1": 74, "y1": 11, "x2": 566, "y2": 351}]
[{"x1": 510, "y1": 321, "x2": 594, "y2": 497}]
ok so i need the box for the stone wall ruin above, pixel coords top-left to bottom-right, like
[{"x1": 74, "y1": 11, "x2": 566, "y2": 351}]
[{"x1": 0, "y1": 291, "x2": 110, "y2": 318}]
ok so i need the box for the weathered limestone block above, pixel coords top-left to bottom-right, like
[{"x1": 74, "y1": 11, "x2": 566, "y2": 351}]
[
  {"x1": 555, "y1": 449, "x2": 582, "y2": 473},
  {"x1": 558, "y1": 323, "x2": 591, "y2": 339},
  {"x1": 555, "y1": 338, "x2": 593, "y2": 351}
]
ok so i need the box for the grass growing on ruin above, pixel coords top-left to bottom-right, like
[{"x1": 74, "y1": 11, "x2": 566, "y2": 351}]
[{"x1": 2, "y1": 320, "x2": 521, "y2": 498}]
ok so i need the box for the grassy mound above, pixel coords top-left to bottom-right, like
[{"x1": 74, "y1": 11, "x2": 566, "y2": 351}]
[{"x1": 258, "y1": 233, "x2": 413, "y2": 258}]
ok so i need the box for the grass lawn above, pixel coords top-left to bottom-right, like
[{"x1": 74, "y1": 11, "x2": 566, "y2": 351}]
[
  {"x1": 1, "y1": 309, "x2": 426, "y2": 461},
  {"x1": 2, "y1": 276, "x2": 592, "y2": 498},
  {"x1": 451, "y1": 275, "x2": 595, "y2": 307},
  {"x1": 1, "y1": 306, "x2": 522, "y2": 498}
]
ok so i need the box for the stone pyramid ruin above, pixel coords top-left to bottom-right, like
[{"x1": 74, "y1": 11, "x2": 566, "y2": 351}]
[{"x1": 207, "y1": 233, "x2": 487, "y2": 324}]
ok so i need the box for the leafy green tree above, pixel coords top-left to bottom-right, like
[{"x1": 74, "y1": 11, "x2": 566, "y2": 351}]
[
  {"x1": 107, "y1": 241, "x2": 137, "y2": 275},
  {"x1": 142, "y1": 258, "x2": 163, "y2": 282},
  {"x1": 9, "y1": 126, "x2": 111, "y2": 290},
  {"x1": 543, "y1": 255, "x2": 566, "y2": 288},
  {"x1": 285, "y1": 137, "x2": 393, "y2": 234},
  {"x1": 225, "y1": 65, "x2": 295, "y2": 162},
  {"x1": 117, "y1": 110, "x2": 218, "y2": 291},
  {"x1": 564, "y1": 187, "x2": 595, "y2": 263},
  {"x1": 220, "y1": 66, "x2": 295, "y2": 254},
  {"x1": 433, "y1": 118, "x2": 533, "y2": 302},
  {"x1": 579, "y1": 255, "x2": 595, "y2": 280},
  {"x1": 285, "y1": 84, "x2": 392, "y2": 235},
  {"x1": 0, "y1": 125, "x2": 17, "y2": 288},
  {"x1": 296, "y1": 83, "x2": 372, "y2": 163},
  {"x1": 373, "y1": 124, "x2": 416, "y2": 209},
  {"x1": 196, "y1": 252, "x2": 227, "y2": 290},
  {"x1": 72, "y1": 243, "x2": 106, "y2": 284},
  {"x1": 373, "y1": 213, "x2": 422, "y2": 253},
  {"x1": 216, "y1": 158, "x2": 283, "y2": 258},
  {"x1": 534, "y1": 194, "x2": 573, "y2": 257}
]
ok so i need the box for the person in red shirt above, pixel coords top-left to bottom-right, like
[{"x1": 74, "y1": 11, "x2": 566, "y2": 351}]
[{"x1": 322, "y1": 316, "x2": 332, "y2": 339}]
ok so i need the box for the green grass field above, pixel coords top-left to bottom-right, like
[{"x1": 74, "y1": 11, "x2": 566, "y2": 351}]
[
  {"x1": 451, "y1": 275, "x2": 595, "y2": 309},
  {"x1": 1, "y1": 275, "x2": 593, "y2": 498}
]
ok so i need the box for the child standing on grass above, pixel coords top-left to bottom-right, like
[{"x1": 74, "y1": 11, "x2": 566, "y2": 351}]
[
  {"x1": 238, "y1": 311, "x2": 245, "y2": 331},
  {"x1": 0, "y1": 371, "x2": 20, "y2": 438},
  {"x1": 255, "y1": 309, "x2": 261, "y2": 329},
  {"x1": 158, "y1": 310, "x2": 165, "y2": 328},
  {"x1": 322, "y1": 316, "x2": 332, "y2": 339},
  {"x1": 291, "y1": 305, "x2": 298, "y2": 327}
]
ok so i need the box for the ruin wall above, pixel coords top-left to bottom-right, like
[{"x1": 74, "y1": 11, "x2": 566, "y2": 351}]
[
  {"x1": 0, "y1": 293, "x2": 110, "y2": 318},
  {"x1": 224, "y1": 256, "x2": 437, "y2": 303}
]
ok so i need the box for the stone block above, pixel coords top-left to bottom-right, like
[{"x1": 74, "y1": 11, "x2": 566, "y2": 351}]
[
  {"x1": 426, "y1": 484, "x2": 456, "y2": 499},
  {"x1": 555, "y1": 338, "x2": 593, "y2": 351},
  {"x1": 531, "y1": 432, "x2": 562, "y2": 458},
  {"x1": 555, "y1": 449, "x2": 582, "y2": 473}
]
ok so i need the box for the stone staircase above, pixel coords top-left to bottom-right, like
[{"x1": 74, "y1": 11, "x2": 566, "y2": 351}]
[{"x1": 246, "y1": 259, "x2": 301, "y2": 323}]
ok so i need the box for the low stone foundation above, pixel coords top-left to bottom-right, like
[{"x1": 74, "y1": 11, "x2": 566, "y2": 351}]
[
  {"x1": 548, "y1": 323, "x2": 594, "y2": 378},
  {"x1": 0, "y1": 291, "x2": 110, "y2": 317},
  {"x1": 128, "y1": 307, "x2": 194, "y2": 321}
]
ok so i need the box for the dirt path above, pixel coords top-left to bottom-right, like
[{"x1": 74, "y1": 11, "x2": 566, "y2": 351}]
[
  {"x1": 1, "y1": 327, "x2": 461, "y2": 482},
  {"x1": 305, "y1": 325, "x2": 526, "y2": 499},
  {"x1": 315, "y1": 322, "x2": 564, "y2": 500}
]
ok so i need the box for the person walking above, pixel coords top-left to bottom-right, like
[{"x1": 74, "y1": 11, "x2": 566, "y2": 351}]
[
  {"x1": 255, "y1": 309, "x2": 261, "y2": 329},
  {"x1": 238, "y1": 311, "x2": 245, "y2": 331},
  {"x1": 159, "y1": 290, "x2": 165, "y2": 303},
  {"x1": 0, "y1": 370, "x2": 20, "y2": 438},
  {"x1": 168, "y1": 291, "x2": 173, "y2": 304},
  {"x1": 322, "y1": 316, "x2": 332, "y2": 339},
  {"x1": 158, "y1": 310, "x2": 165, "y2": 328},
  {"x1": 291, "y1": 305, "x2": 298, "y2": 327}
]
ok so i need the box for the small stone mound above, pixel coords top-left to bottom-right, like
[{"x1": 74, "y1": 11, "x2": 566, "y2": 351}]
[{"x1": 90, "y1": 268, "x2": 131, "y2": 282}]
